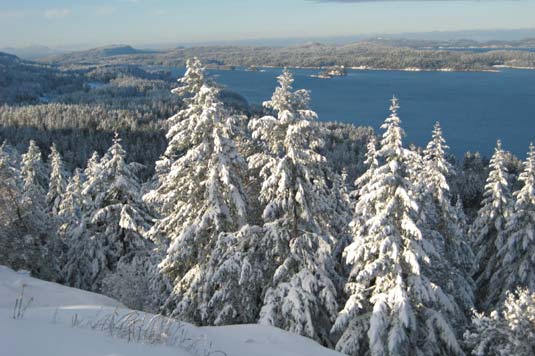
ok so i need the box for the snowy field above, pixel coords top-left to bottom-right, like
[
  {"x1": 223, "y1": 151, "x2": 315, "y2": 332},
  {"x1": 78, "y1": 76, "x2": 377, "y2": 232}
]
[{"x1": 0, "y1": 265, "x2": 343, "y2": 356}]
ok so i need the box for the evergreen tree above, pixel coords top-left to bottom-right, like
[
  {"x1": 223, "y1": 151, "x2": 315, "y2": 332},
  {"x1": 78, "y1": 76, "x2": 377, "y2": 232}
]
[
  {"x1": 58, "y1": 169, "x2": 83, "y2": 225},
  {"x1": 171, "y1": 57, "x2": 206, "y2": 100},
  {"x1": 354, "y1": 135, "x2": 378, "y2": 194},
  {"x1": 17, "y1": 140, "x2": 59, "y2": 279},
  {"x1": 349, "y1": 135, "x2": 380, "y2": 239},
  {"x1": 0, "y1": 143, "x2": 29, "y2": 271},
  {"x1": 85, "y1": 151, "x2": 101, "y2": 178},
  {"x1": 146, "y1": 61, "x2": 250, "y2": 324},
  {"x1": 56, "y1": 168, "x2": 84, "y2": 283},
  {"x1": 454, "y1": 196, "x2": 469, "y2": 237},
  {"x1": 21, "y1": 140, "x2": 47, "y2": 208},
  {"x1": 248, "y1": 69, "x2": 346, "y2": 345},
  {"x1": 63, "y1": 134, "x2": 152, "y2": 291},
  {"x1": 471, "y1": 140, "x2": 512, "y2": 310},
  {"x1": 101, "y1": 250, "x2": 168, "y2": 313},
  {"x1": 419, "y1": 122, "x2": 474, "y2": 315},
  {"x1": 339, "y1": 167, "x2": 351, "y2": 205},
  {"x1": 405, "y1": 145, "x2": 425, "y2": 195},
  {"x1": 333, "y1": 98, "x2": 464, "y2": 356},
  {"x1": 422, "y1": 123, "x2": 452, "y2": 203},
  {"x1": 0, "y1": 142, "x2": 23, "y2": 228},
  {"x1": 464, "y1": 288, "x2": 535, "y2": 356},
  {"x1": 82, "y1": 151, "x2": 102, "y2": 209},
  {"x1": 201, "y1": 224, "x2": 268, "y2": 325},
  {"x1": 488, "y1": 143, "x2": 535, "y2": 305},
  {"x1": 145, "y1": 57, "x2": 209, "y2": 215},
  {"x1": 145, "y1": 57, "x2": 208, "y2": 195},
  {"x1": 250, "y1": 68, "x2": 318, "y2": 158},
  {"x1": 47, "y1": 143, "x2": 67, "y2": 215}
]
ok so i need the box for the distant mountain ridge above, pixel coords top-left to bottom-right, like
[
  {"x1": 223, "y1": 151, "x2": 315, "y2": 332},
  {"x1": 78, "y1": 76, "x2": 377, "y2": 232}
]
[
  {"x1": 0, "y1": 51, "x2": 21, "y2": 64},
  {"x1": 0, "y1": 45, "x2": 62, "y2": 60},
  {"x1": 89, "y1": 45, "x2": 155, "y2": 56},
  {"x1": 41, "y1": 45, "x2": 159, "y2": 63},
  {"x1": 364, "y1": 37, "x2": 535, "y2": 49}
]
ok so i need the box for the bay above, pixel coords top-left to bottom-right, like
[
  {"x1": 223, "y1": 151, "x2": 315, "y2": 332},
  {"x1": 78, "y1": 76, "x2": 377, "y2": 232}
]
[{"x1": 192, "y1": 67, "x2": 535, "y2": 159}]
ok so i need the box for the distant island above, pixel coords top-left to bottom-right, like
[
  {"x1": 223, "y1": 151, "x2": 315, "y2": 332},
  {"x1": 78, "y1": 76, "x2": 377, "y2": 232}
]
[
  {"x1": 29, "y1": 38, "x2": 535, "y2": 73},
  {"x1": 311, "y1": 66, "x2": 348, "y2": 79}
]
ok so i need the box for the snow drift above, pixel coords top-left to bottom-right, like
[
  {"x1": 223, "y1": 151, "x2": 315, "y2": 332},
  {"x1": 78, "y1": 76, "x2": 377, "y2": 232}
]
[{"x1": 0, "y1": 265, "x2": 343, "y2": 356}]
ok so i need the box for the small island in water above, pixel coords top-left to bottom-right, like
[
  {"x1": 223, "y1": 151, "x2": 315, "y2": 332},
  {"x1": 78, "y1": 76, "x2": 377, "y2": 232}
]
[{"x1": 311, "y1": 65, "x2": 348, "y2": 79}]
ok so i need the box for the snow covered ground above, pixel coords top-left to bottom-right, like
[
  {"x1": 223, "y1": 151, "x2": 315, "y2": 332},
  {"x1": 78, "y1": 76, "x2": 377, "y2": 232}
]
[{"x1": 0, "y1": 265, "x2": 344, "y2": 356}]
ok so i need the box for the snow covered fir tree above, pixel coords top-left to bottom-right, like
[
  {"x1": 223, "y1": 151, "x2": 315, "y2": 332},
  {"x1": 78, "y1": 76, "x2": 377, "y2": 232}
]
[
  {"x1": 249, "y1": 69, "x2": 348, "y2": 345},
  {"x1": 63, "y1": 133, "x2": 154, "y2": 296},
  {"x1": 144, "y1": 58, "x2": 252, "y2": 323},
  {"x1": 332, "y1": 98, "x2": 468, "y2": 356},
  {"x1": 1, "y1": 58, "x2": 535, "y2": 356},
  {"x1": 470, "y1": 140, "x2": 513, "y2": 311}
]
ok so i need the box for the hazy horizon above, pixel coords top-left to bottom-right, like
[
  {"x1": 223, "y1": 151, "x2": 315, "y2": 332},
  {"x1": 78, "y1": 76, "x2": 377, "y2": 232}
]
[
  {"x1": 2, "y1": 27, "x2": 535, "y2": 55},
  {"x1": 1, "y1": 0, "x2": 535, "y2": 48}
]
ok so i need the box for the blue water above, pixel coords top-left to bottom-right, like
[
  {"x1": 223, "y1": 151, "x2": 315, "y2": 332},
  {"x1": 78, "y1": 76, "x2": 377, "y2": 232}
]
[{"x1": 205, "y1": 67, "x2": 535, "y2": 159}]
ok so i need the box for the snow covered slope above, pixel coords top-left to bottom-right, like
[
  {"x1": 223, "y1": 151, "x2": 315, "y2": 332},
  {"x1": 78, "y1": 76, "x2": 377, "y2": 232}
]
[
  {"x1": 0, "y1": 265, "x2": 122, "y2": 309},
  {"x1": 0, "y1": 266, "x2": 344, "y2": 356}
]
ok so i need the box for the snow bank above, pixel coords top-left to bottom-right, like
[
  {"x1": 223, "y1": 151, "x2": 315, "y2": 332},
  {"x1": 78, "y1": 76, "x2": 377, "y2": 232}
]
[
  {"x1": 0, "y1": 266, "x2": 343, "y2": 356},
  {"x1": 1, "y1": 314, "x2": 185, "y2": 356},
  {"x1": 0, "y1": 265, "x2": 122, "y2": 309}
]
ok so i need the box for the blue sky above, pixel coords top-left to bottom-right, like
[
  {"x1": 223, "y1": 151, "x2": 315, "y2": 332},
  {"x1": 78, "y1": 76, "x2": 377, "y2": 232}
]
[{"x1": 0, "y1": 0, "x2": 534, "y2": 47}]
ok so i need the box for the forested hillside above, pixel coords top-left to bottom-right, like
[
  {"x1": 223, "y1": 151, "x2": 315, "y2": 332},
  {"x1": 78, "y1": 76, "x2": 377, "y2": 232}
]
[
  {"x1": 40, "y1": 42, "x2": 535, "y2": 72},
  {"x1": 1, "y1": 58, "x2": 534, "y2": 356},
  {"x1": 0, "y1": 51, "x2": 85, "y2": 104}
]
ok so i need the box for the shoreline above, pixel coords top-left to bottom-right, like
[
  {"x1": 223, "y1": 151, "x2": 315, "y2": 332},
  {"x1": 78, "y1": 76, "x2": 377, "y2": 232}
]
[
  {"x1": 149, "y1": 63, "x2": 535, "y2": 74},
  {"x1": 232, "y1": 65, "x2": 503, "y2": 73}
]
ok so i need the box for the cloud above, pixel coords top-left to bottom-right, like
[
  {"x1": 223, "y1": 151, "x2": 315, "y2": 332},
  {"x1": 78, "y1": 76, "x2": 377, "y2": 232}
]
[
  {"x1": 44, "y1": 9, "x2": 71, "y2": 19},
  {"x1": 117, "y1": 0, "x2": 141, "y2": 3}
]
